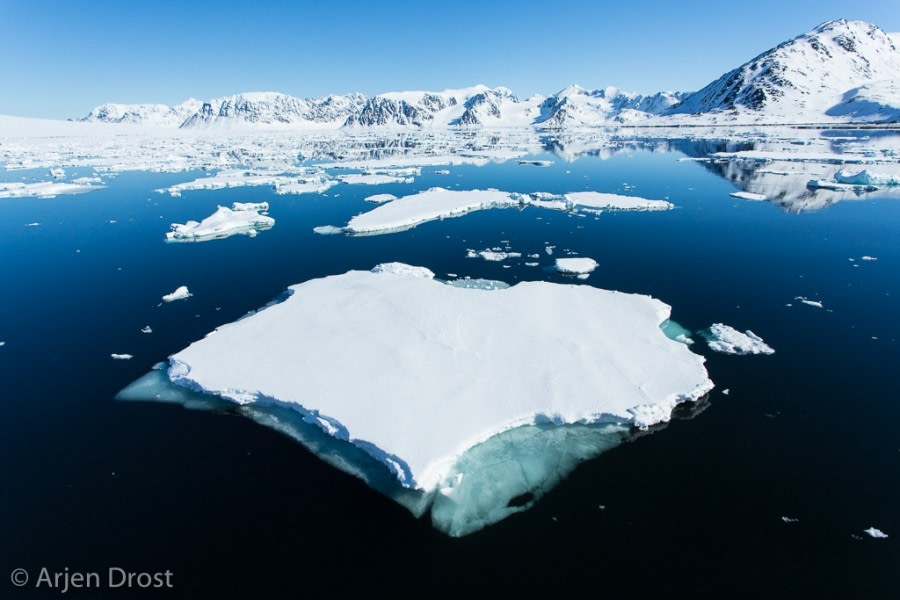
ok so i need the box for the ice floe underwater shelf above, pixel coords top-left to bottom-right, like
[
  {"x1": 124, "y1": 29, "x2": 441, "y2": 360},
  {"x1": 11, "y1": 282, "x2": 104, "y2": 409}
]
[
  {"x1": 117, "y1": 366, "x2": 709, "y2": 537},
  {"x1": 116, "y1": 264, "x2": 713, "y2": 537}
]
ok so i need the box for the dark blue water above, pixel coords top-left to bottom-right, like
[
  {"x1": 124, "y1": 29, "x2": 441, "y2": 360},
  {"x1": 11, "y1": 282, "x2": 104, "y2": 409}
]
[{"x1": 1, "y1": 140, "x2": 898, "y2": 597}]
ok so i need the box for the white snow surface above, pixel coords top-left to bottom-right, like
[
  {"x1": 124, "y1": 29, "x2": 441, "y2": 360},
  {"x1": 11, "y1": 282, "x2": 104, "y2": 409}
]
[
  {"x1": 704, "y1": 323, "x2": 775, "y2": 355},
  {"x1": 167, "y1": 264, "x2": 713, "y2": 491}
]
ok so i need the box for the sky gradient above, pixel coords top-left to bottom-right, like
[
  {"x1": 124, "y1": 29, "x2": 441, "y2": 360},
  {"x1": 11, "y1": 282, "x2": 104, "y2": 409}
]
[{"x1": 2, "y1": 0, "x2": 898, "y2": 119}]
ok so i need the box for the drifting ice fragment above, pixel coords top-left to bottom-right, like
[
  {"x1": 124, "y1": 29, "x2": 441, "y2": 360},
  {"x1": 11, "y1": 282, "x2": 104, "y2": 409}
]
[
  {"x1": 166, "y1": 202, "x2": 273, "y2": 242},
  {"x1": 703, "y1": 323, "x2": 775, "y2": 355},
  {"x1": 162, "y1": 286, "x2": 192, "y2": 303},
  {"x1": 555, "y1": 257, "x2": 598, "y2": 274},
  {"x1": 111, "y1": 354, "x2": 133, "y2": 360},
  {"x1": 864, "y1": 527, "x2": 888, "y2": 538}
]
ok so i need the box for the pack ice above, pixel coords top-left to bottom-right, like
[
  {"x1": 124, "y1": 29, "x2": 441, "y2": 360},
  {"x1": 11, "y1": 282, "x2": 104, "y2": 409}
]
[{"x1": 152, "y1": 263, "x2": 713, "y2": 535}]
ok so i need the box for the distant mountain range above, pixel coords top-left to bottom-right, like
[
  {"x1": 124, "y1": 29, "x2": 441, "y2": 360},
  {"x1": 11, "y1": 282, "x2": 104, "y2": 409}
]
[{"x1": 77, "y1": 20, "x2": 900, "y2": 129}]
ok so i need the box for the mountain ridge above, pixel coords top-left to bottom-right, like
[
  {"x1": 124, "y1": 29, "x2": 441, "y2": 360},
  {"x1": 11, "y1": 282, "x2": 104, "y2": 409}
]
[{"x1": 74, "y1": 20, "x2": 900, "y2": 129}]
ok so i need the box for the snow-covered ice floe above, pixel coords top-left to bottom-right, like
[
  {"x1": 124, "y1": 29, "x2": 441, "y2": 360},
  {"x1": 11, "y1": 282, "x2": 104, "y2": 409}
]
[
  {"x1": 563, "y1": 192, "x2": 673, "y2": 211},
  {"x1": 336, "y1": 173, "x2": 413, "y2": 186},
  {"x1": 364, "y1": 193, "x2": 397, "y2": 204},
  {"x1": 111, "y1": 353, "x2": 133, "y2": 360},
  {"x1": 345, "y1": 187, "x2": 526, "y2": 235},
  {"x1": 166, "y1": 202, "x2": 274, "y2": 242},
  {"x1": 703, "y1": 323, "x2": 775, "y2": 355},
  {"x1": 864, "y1": 527, "x2": 888, "y2": 538},
  {"x1": 120, "y1": 263, "x2": 713, "y2": 536},
  {"x1": 342, "y1": 187, "x2": 673, "y2": 235},
  {"x1": 162, "y1": 286, "x2": 192, "y2": 303},
  {"x1": 555, "y1": 257, "x2": 598, "y2": 275},
  {"x1": 0, "y1": 180, "x2": 104, "y2": 199}
]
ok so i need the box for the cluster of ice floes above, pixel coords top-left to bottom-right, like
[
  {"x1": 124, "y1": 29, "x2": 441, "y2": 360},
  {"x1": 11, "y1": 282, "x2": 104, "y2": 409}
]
[
  {"x1": 0, "y1": 180, "x2": 104, "y2": 199},
  {"x1": 702, "y1": 323, "x2": 775, "y2": 355},
  {"x1": 161, "y1": 168, "x2": 337, "y2": 197},
  {"x1": 467, "y1": 248, "x2": 522, "y2": 262},
  {"x1": 339, "y1": 187, "x2": 673, "y2": 235},
  {"x1": 166, "y1": 202, "x2": 274, "y2": 242},
  {"x1": 150, "y1": 263, "x2": 713, "y2": 535}
]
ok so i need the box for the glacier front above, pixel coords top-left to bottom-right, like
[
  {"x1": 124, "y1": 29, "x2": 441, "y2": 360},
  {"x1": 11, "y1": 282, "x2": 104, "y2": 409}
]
[{"x1": 139, "y1": 263, "x2": 714, "y2": 535}]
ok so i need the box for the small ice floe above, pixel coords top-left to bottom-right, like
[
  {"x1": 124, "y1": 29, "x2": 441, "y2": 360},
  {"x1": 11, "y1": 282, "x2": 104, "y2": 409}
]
[
  {"x1": 167, "y1": 202, "x2": 274, "y2": 242},
  {"x1": 162, "y1": 286, "x2": 192, "y2": 303},
  {"x1": 141, "y1": 326, "x2": 152, "y2": 334},
  {"x1": 545, "y1": 245, "x2": 555, "y2": 255},
  {"x1": 795, "y1": 296, "x2": 824, "y2": 309},
  {"x1": 864, "y1": 527, "x2": 888, "y2": 538},
  {"x1": 0, "y1": 180, "x2": 104, "y2": 199},
  {"x1": 49, "y1": 168, "x2": 65, "y2": 179},
  {"x1": 0, "y1": 341, "x2": 5, "y2": 347},
  {"x1": 365, "y1": 193, "x2": 397, "y2": 204},
  {"x1": 563, "y1": 192, "x2": 673, "y2": 212},
  {"x1": 781, "y1": 516, "x2": 799, "y2": 523},
  {"x1": 555, "y1": 257, "x2": 598, "y2": 275},
  {"x1": 730, "y1": 191, "x2": 768, "y2": 201},
  {"x1": 861, "y1": 256, "x2": 877, "y2": 261},
  {"x1": 703, "y1": 323, "x2": 775, "y2": 355},
  {"x1": 722, "y1": 389, "x2": 730, "y2": 396},
  {"x1": 518, "y1": 160, "x2": 553, "y2": 167},
  {"x1": 524, "y1": 262, "x2": 539, "y2": 267},
  {"x1": 434, "y1": 169, "x2": 450, "y2": 175},
  {"x1": 25, "y1": 222, "x2": 41, "y2": 227},
  {"x1": 313, "y1": 225, "x2": 344, "y2": 235},
  {"x1": 111, "y1": 354, "x2": 133, "y2": 360},
  {"x1": 336, "y1": 173, "x2": 413, "y2": 186}
]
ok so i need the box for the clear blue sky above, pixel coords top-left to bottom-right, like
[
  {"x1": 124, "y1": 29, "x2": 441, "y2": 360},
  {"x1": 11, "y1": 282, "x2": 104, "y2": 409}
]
[{"x1": 1, "y1": 0, "x2": 897, "y2": 119}]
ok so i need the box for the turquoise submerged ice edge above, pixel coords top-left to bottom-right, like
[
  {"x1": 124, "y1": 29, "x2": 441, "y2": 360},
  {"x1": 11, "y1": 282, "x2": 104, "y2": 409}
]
[{"x1": 118, "y1": 366, "x2": 686, "y2": 536}]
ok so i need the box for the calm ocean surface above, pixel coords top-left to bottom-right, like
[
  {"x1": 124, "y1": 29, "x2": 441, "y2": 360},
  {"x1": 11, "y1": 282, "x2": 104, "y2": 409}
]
[{"x1": 1, "y1": 133, "x2": 898, "y2": 597}]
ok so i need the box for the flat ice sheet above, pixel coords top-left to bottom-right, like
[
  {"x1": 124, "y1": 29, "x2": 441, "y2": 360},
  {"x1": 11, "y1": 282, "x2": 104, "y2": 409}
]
[{"x1": 168, "y1": 264, "x2": 713, "y2": 491}]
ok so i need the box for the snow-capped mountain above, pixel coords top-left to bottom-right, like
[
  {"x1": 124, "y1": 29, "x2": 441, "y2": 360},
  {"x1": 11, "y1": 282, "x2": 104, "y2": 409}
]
[
  {"x1": 667, "y1": 19, "x2": 900, "y2": 122},
  {"x1": 535, "y1": 85, "x2": 685, "y2": 128},
  {"x1": 343, "y1": 85, "x2": 540, "y2": 128},
  {"x1": 180, "y1": 92, "x2": 367, "y2": 129},
  {"x1": 73, "y1": 20, "x2": 900, "y2": 129},
  {"x1": 80, "y1": 99, "x2": 204, "y2": 127}
]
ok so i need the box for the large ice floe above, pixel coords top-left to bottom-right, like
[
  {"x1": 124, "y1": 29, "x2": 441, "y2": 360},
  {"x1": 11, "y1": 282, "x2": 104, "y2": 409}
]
[
  {"x1": 121, "y1": 263, "x2": 713, "y2": 536},
  {"x1": 342, "y1": 187, "x2": 673, "y2": 235},
  {"x1": 702, "y1": 323, "x2": 775, "y2": 355},
  {"x1": 166, "y1": 202, "x2": 274, "y2": 242}
]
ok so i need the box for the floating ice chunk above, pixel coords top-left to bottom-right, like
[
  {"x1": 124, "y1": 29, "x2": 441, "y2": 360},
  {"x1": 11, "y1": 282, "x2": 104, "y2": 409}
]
[
  {"x1": 703, "y1": 323, "x2": 775, "y2": 355},
  {"x1": 25, "y1": 222, "x2": 40, "y2": 227},
  {"x1": 111, "y1": 353, "x2": 133, "y2": 360},
  {"x1": 555, "y1": 257, "x2": 598, "y2": 274},
  {"x1": 0, "y1": 180, "x2": 104, "y2": 199},
  {"x1": 782, "y1": 516, "x2": 799, "y2": 523},
  {"x1": 730, "y1": 191, "x2": 768, "y2": 201},
  {"x1": 166, "y1": 203, "x2": 274, "y2": 242},
  {"x1": 545, "y1": 245, "x2": 555, "y2": 255},
  {"x1": 795, "y1": 296, "x2": 824, "y2": 308},
  {"x1": 563, "y1": 192, "x2": 673, "y2": 211},
  {"x1": 162, "y1": 286, "x2": 192, "y2": 303},
  {"x1": 365, "y1": 193, "x2": 397, "y2": 204},
  {"x1": 864, "y1": 527, "x2": 888, "y2": 538},
  {"x1": 861, "y1": 256, "x2": 877, "y2": 261},
  {"x1": 141, "y1": 326, "x2": 153, "y2": 334},
  {"x1": 0, "y1": 341, "x2": 5, "y2": 347},
  {"x1": 312, "y1": 225, "x2": 344, "y2": 235},
  {"x1": 336, "y1": 173, "x2": 414, "y2": 186},
  {"x1": 166, "y1": 264, "x2": 713, "y2": 498},
  {"x1": 49, "y1": 168, "x2": 65, "y2": 179},
  {"x1": 344, "y1": 187, "x2": 525, "y2": 235},
  {"x1": 434, "y1": 169, "x2": 450, "y2": 175}
]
